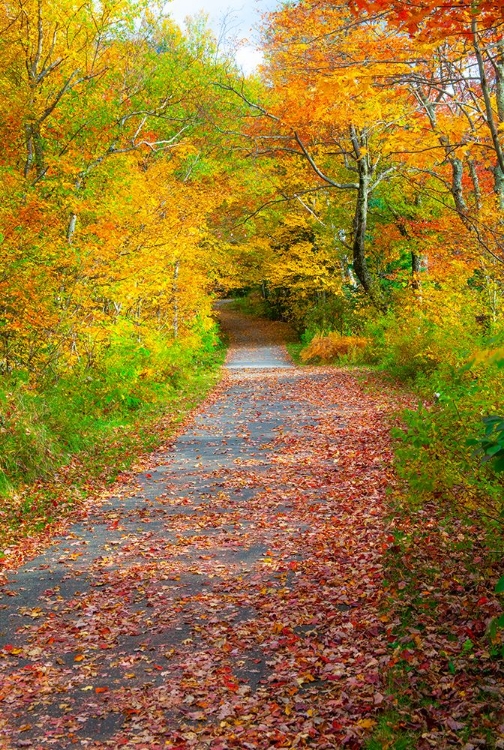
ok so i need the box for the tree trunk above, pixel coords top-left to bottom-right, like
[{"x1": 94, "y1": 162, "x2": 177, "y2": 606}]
[
  {"x1": 468, "y1": 160, "x2": 482, "y2": 211},
  {"x1": 173, "y1": 259, "x2": 180, "y2": 339},
  {"x1": 495, "y1": 37, "x2": 504, "y2": 210},
  {"x1": 473, "y1": 20, "x2": 504, "y2": 203},
  {"x1": 449, "y1": 157, "x2": 468, "y2": 216},
  {"x1": 352, "y1": 157, "x2": 385, "y2": 309},
  {"x1": 24, "y1": 118, "x2": 46, "y2": 181},
  {"x1": 411, "y1": 251, "x2": 428, "y2": 296},
  {"x1": 67, "y1": 213, "x2": 77, "y2": 243}
]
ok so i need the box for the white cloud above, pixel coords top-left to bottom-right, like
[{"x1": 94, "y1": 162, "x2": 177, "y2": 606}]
[
  {"x1": 235, "y1": 45, "x2": 264, "y2": 74},
  {"x1": 165, "y1": 0, "x2": 277, "y2": 72}
]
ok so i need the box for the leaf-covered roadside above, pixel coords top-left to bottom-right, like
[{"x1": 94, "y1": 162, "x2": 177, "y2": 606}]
[
  {"x1": 367, "y1": 496, "x2": 504, "y2": 749},
  {"x1": 356, "y1": 375, "x2": 504, "y2": 749},
  {"x1": 0, "y1": 362, "x2": 224, "y2": 570},
  {"x1": 0, "y1": 365, "x2": 408, "y2": 748}
]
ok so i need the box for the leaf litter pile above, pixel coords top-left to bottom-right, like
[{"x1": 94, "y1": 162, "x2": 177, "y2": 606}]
[{"x1": 0, "y1": 310, "x2": 502, "y2": 748}]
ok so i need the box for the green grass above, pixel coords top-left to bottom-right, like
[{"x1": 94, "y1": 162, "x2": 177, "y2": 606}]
[
  {"x1": 0, "y1": 338, "x2": 226, "y2": 550},
  {"x1": 365, "y1": 711, "x2": 419, "y2": 749},
  {"x1": 286, "y1": 342, "x2": 304, "y2": 365}
]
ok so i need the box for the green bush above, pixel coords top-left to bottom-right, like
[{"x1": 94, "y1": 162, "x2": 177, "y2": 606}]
[
  {"x1": 232, "y1": 292, "x2": 271, "y2": 318},
  {"x1": 0, "y1": 320, "x2": 224, "y2": 496},
  {"x1": 388, "y1": 346, "x2": 504, "y2": 519}
]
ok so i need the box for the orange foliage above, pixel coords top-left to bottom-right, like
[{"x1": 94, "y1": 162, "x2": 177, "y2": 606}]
[
  {"x1": 350, "y1": 0, "x2": 504, "y2": 37},
  {"x1": 301, "y1": 333, "x2": 368, "y2": 363}
]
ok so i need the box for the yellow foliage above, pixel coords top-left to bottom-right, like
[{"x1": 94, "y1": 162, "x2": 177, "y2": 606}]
[
  {"x1": 473, "y1": 347, "x2": 504, "y2": 366},
  {"x1": 301, "y1": 332, "x2": 368, "y2": 363}
]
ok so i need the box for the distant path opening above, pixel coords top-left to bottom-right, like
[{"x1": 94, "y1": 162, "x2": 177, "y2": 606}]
[{"x1": 216, "y1": 299, "x2": 295, "y2": 369}]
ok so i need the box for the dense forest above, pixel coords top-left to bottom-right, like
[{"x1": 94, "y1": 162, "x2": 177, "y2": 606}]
[
  {"x1": 1, "y1": 1, "x2": 504, "y2": 745},
  {"x1": 1, "y1": 0, "x2": 503, "y2": 519}
]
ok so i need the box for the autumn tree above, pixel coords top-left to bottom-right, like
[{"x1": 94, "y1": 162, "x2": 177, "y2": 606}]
[
  {"x1": 217, "y1": 3, "x2": 430, "y2": 308},
  {"x1": 0, "y1": 0, "x2": 242, "y2": 376}
]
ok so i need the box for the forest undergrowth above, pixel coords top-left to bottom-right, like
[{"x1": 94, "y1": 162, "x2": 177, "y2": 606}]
[{"x1": 0, "y1": 333, "x2": 225, "y2": 563}]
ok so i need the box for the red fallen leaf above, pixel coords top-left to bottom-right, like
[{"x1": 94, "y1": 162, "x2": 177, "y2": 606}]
[
  {"x1": 107, "y1": 520, "x2": 119, "y2": 530},
  {"x1": 223, "y1": 679, "x2": 239, "y2": 691},
  {"x1": 145, "y1": 473, "x2": 152, "y2": 478},
  {"x1": 477, "y1": 596, "x2": 489, "y2": 606},
  {"x1": 95, "y1": 686, "x2": 108, "y2": 694},
  {"x1": 3, "y1": 644, "x2": 22, "y2": 655},
  {"x1": 332, "y1": 720, "x2": 343, "y2": 731}
]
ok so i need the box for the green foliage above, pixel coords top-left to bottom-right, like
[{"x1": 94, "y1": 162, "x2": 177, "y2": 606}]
[
  {"x1": 231, "y1": 292, "x2": 274, "y2": 319},
  {"x1": 365, "y1": 712, "x2": 418, "y2": 750},
  {"x1": 285, "y1": 342, "x2": 304, "y2": 364},
  {"x1": 390, "y1": 358, "x2": 504, "y2": 518},
  {"x1": 0, "y1": 327, "x2": 224, "y2": 496},
  {"x1": 360, "y1": 303, "x2": 478, "y2": 378},
  {"x1": 300, "y1": 294, "x2": 362, "y2": 339},
  {"x1": 0, "y1": 385, "x2": 60, "y2": 494},
  {"x1": 468, "y1": 416, "x2": 504, "y2": 473}
]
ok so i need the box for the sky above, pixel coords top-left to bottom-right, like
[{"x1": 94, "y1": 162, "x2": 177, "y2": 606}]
[{"x1": 165, "y1": 0, "x2": 279, "y2": 73}]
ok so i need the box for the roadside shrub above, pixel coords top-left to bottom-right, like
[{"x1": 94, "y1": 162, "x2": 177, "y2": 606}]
[
  {"x1": 0, "y1": 383, "x2": 59, "y2": 493},
  {"x1": 300, "y1": 332, "x2": 368, "y2": 363},
  {"x1": 360, "y1": 288, "x2": 481, "y2": 379},
  {"x1": 0, "y1": 320, "x2": 224, "y2": 495},
  {"x1": 392, "y1": 355, "x2": 504, "y2": 518}
]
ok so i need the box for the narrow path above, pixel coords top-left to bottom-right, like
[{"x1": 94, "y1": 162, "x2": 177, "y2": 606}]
[
  {"x1": 0, "y1": 308, "x2": 396, "y2": 749},
  {"x1": 218, "y1": 301, "x2": 294, "y2": 370}
]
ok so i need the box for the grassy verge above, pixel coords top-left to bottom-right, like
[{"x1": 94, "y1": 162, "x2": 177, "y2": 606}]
[
  {"x1": 365, "y1": 494, "x2": 504, "y2": 748},
  {"x1": 355, "y1": 372, "x2": 504, "y2": 748},
  {"x1": 0, "y1": 343, "x2": 226, "y2": 558},
  {"x1": 286, "y1": 342, "x2": 304, "y2": 365}
]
